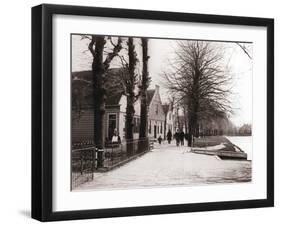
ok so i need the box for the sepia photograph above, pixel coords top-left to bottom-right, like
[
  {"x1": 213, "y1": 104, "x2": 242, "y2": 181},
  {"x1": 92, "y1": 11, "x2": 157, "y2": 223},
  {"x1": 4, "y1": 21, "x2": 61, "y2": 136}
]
[
  {"x1": 31, "y1": 4, "x2": 274, "y2": 221},
  {"x1": 71, "y1": 34, "x2": 253, "y2": 191}
]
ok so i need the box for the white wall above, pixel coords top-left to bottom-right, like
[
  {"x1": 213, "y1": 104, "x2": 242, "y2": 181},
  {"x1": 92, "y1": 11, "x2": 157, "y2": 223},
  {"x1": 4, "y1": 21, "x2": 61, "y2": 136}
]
[{"x1": 0, "y1": 0, "x2": 279, "y2": 225}]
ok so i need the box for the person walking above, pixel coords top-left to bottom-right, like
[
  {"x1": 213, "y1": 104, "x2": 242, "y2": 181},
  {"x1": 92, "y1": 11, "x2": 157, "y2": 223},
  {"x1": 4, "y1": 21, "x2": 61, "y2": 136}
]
[
  {"x1": 184, "y1": 132, "x2": 189, "y2": 145},
  {"x1": 158, "y1": 135, "x2": 163, "y2": 144},
  {"x1": 167, "y1": 129, "x2": 172, "y2": 144},
  {"x1": 174, "y1": 129, "x2": 180, "y2": 146},
  {"x1": 180, "y1": 130, "x2": 185, "y2": 146}
]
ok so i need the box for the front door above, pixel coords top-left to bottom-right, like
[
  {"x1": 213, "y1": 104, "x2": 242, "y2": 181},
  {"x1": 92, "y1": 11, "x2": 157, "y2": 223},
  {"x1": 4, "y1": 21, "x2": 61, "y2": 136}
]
[
  {"x1": 154, "y1": 125, "x2": 157, "y2": 138},
  {"x1": 108, "y1": 113, "x2": 117, "y2": 140}
]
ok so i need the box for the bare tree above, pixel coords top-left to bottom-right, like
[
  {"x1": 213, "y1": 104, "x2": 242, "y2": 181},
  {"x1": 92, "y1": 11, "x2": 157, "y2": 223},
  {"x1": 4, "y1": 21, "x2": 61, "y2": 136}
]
[
  {"x1": 86, "y1": 35, "x2": 123, "y2": 150},
  {"x1": 100, "y1": 37, "x2": 139, "y2": 154},
  {"x1": 125, "y1": 37, "x2": 139, "y2": 145},
  {"x1": 163, "y1": 41, "x2": 232, "y2": 146},
  {"x1": 139, "y1": 38, "x2": 151, "y2": 140},
  {"x1": 105, "y1": 39, "x2": 139, "y2": 137}
]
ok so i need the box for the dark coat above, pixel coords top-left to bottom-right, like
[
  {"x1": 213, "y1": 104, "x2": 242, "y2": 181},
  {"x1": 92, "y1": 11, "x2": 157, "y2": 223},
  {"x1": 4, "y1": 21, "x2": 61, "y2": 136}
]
[
  {"x1": 179, "y1": 131, "x2": 185, "y2": 141},
  {"x1": 174, "y1": 132, "x2": 180, "y2": 141},
  {"x1": 167, "y1": 131, "x2": 172, "y2": 140}
]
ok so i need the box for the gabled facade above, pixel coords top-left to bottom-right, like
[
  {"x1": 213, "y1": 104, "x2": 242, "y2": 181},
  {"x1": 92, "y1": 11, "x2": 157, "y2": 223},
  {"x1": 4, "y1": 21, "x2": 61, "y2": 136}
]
[
  {"x1": 147, "y1": 85, "x2": 166, "y2": 139},
  {"x1": 106, "y1": 85, "x2": 167, "y2": 142}
]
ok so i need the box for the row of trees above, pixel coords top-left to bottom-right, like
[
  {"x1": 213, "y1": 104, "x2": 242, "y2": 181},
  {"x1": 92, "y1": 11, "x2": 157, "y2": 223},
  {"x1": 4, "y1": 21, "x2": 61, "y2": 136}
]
[
  {"x1": 76, "y1": 37, "x2": 251, "y2": 149},
  {"x1": 164, "y1": 41, "x2": 233, "y2": 146},
  {"x1": 84, "y1": 35, "x2": 150, "y2": 151}
]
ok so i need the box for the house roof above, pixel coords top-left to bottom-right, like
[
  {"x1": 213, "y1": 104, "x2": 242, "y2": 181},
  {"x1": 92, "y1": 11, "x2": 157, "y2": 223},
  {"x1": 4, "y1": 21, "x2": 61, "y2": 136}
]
[
  {"x1": 104, "y1": 68, "x2": 125, "y2": 105},
  {"x1": 106, "y1": 93, "x2": 123, "y2": 106},
  {"x1": 147, "y1": 89, "x2": 155, "y2": 105},
  {"x1": 72, "y1": 68, "x2": 123, "y2": 81},
  {"x1": 71, "y1": 68, "x2": 125, "y2": 107}
]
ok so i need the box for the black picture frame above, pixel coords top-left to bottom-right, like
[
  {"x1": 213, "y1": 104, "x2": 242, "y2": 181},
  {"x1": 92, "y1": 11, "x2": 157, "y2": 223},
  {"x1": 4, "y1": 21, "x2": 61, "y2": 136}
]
[{"x1": 32, "y1": 3, "x2": 274, "y2": 222}]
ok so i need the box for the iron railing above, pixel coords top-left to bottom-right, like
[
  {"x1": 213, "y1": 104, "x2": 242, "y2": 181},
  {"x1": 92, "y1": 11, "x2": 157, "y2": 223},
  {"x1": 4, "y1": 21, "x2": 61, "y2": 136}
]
[
  {"x1": 71, "y1": 146, "x2": 95, "y2": 189},
  {"x1": 71, "y1": 138, "x2": 151, "y2": 189},
  {"x1": 103, "y1": 138, "x2": 150, "y2": 168}
]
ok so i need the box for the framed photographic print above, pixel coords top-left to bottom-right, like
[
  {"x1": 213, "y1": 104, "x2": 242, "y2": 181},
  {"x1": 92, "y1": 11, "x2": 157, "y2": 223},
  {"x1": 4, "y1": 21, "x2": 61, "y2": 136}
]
[{"x1": 31, "y1": 4, "x2": 274, "y2": 221}]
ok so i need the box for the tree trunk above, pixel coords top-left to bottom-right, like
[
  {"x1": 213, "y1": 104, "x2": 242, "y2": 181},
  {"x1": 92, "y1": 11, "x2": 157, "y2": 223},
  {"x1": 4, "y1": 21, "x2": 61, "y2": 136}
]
[
  {"x1": 187, "y1": 68, "x2": 200, "y2": 147},
  {"x1": 87, "y1": 36, "x2": 122, "y2": 169},
  {"x1": 126, "y1": 37, "x2": 136, "y2": 155},
  {"x1": 164, "y1": 120, "x2": 167, "y2": 140},
  {"x1": 139, "y1": 38, "x2": 150, "y2": 152},
  {"x1": 184, "y1": 107, "x2": 188, "y2": 134},
  {"x1": 92, "y1": 36, "x2": 106, "y2": 150},
  {"x1": 187, "y1": 121, "x2": 192, "y2": 147},
  {"x1": 188, "y1": 111, "x2": 198, "y2": 146},
  {"x1": 139, "y1": 38, "x2": 149, "y2": 139}
]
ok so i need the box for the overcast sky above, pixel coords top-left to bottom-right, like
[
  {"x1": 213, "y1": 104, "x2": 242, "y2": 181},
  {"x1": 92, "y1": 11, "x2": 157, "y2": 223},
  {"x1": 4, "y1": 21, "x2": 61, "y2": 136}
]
[{"x1": 72, "y1": 35, "x2": 252, "y2": 127}]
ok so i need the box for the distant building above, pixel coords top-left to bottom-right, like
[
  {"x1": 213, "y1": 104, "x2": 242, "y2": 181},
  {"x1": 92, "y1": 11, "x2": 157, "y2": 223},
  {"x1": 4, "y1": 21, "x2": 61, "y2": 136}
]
[
  {"x1": 147, "y1": 85, "x2": 166, "y2": 139},
  {"x1": 177, "y1": 115, "x2": 187, "y2": 133},
  {"x1": 162, "y1": 103, "x2": 175, "y2": 139}
]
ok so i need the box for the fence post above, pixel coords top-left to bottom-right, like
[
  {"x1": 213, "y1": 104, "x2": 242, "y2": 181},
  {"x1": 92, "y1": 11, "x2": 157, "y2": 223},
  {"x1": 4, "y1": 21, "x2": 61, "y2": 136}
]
[
  {"x1": 111, "y1": 145, "x2": 114, "y2": 164},
  {"x1": 80, "y1": 151, "x2": 83, "y2": 175},
  {"x1": 97, "y1": 148, "x2": 104, "y2": 168},
  {"x1": 91, "y1": 148, "x2": 95, "y2": 180}
]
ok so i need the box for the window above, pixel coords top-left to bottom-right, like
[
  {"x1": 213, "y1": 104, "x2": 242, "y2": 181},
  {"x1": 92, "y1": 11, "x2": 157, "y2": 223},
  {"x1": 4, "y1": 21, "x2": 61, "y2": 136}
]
[
  {"x1": 133, "y1": 117, "x2": 136, "y2": 133},
  {"x1": 160, "y1": 122, "x2": 163, "y2": 133},
  {"x1": 133, "y1": 117, "x2": 140, "y2": 133},
  {"x1": 108, "y1": 113, "x2": 117, "y2": 139},
  {"x1": 149, "y1": 120, "x2": 151, "y2": 133},
  {"x1": 156, "y1": 105, "x2": 158, "y2": 114},
  {"x1": 123, "y1": 115, "x2": 126, "y2": 137}
]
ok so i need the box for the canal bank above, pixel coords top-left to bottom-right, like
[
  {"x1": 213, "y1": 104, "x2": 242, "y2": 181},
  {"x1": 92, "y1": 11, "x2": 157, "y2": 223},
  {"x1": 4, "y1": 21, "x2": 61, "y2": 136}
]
[
  {"x1": 191, "y1": 136, "x2": 250, "y2": 160},
  {"x1": 225, "y1": 136, "x2": 252, "y2": 160}
]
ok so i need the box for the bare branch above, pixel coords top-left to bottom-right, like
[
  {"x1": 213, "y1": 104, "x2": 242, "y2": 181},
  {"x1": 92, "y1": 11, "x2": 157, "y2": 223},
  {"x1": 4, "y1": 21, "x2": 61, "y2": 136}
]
[
  {"x1": 88, "y1": 35, "x2": 95, "y2": 56},
  {"x1": 236, "y1": 42, "x2": 252, "y2": 59},
  {"x1": 103, "y1": 37, "x2": 123, "y2": 70}
]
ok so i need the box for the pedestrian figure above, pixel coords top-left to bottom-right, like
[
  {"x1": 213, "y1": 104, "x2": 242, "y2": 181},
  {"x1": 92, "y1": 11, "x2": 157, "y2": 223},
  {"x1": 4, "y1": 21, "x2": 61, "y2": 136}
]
[
  {"x1": 174, "y1": 129, "x2": 180, "y2": 146},
  {"x1": 158, "y1": 135, "x2": 163, "y2": 144},
  {"x1": 167, "y1": 130, "x2": 172, "y2": 144},
  {"x1": 184, "y1": 132, "x2": 189, "y2": 145},
  {"x1": 180, "y1": 130, "x2": 185, "y2": 146},
  {"x1": 187, "y1": 133, "x2": 193, "y2": 147}
]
